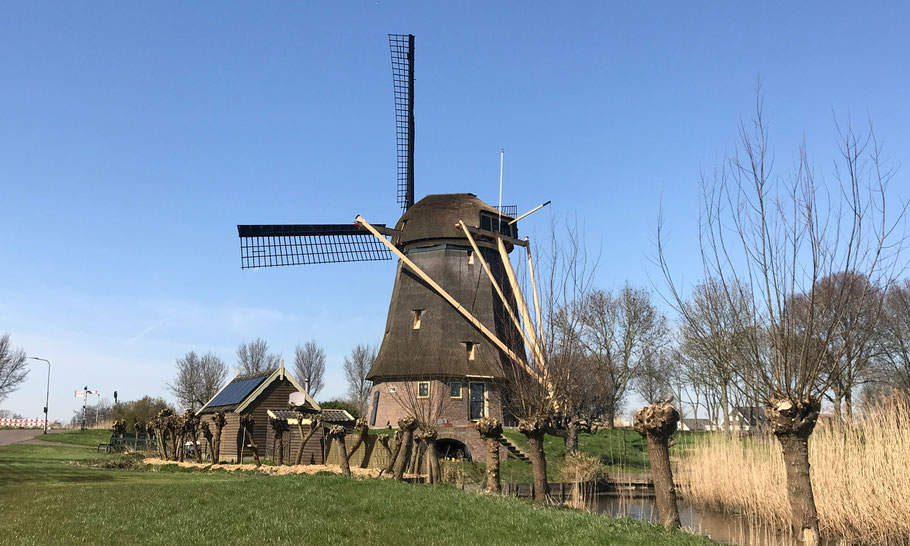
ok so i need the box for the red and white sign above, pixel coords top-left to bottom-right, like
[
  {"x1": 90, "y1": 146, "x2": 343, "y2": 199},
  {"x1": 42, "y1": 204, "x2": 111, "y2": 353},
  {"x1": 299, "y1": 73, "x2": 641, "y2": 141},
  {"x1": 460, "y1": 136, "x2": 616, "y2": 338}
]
[
  {"x1": 74, "y1": 390, "x2": 99, "y2": 398},
  {"x1": 0, "y1": 418, "x2": 48, "y2": 428}
]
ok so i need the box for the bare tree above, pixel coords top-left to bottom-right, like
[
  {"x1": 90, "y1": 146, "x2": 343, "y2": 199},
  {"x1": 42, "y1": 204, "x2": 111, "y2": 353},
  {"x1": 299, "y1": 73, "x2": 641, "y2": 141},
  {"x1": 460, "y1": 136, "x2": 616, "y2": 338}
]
[
  {"x1": 659, "y1": 93, "x2": 903, "y2": 544},
  {"x1": 343, "y1": 343, "x2": 376, "y2": 417},
  {"x1": 578, "y1": 285, "x2": 669, "y2": 428},
  {"x1": 236, "y1": 338, "x2": 280, "y2": 374},
  {"x1": 294, "y1": 341, "x2": 326, "y2": 398},
  {"x1": 679, "y1": 278, "x2": 752, "y2": 430},
  {"x1": 881, "y1": 280, "x2": 910, "y2": 392},
  {"x1": 0, "y1": 333, "x2": 28, "y2": 404},
  {"x1": 633, "y1": 350, "x2": 674, "y2": 405},
  {"x1": 809, "y1": 272, "x2": 885, "y2": 420},
  {"x1": 168, "y1": 351, "x2": 228, "y2": 410}
]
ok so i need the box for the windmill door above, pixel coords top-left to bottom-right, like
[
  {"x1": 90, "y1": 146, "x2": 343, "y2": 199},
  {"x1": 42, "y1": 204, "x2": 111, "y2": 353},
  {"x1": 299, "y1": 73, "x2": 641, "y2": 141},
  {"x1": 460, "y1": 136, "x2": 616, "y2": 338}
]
[{"x1": 469, "y1": 382, "x2": 485, "y2": 421}]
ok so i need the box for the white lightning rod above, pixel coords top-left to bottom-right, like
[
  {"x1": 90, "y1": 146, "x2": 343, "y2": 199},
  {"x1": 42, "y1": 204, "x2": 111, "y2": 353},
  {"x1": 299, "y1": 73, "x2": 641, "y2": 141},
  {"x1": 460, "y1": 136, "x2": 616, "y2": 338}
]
[{"x1": 498, "y1": 148, "x2": 504, "y2": 230}]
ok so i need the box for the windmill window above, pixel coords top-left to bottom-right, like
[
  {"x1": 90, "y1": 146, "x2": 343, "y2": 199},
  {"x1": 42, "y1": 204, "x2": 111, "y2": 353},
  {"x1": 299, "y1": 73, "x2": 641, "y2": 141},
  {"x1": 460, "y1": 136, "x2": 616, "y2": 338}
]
[
  {"x1": 417, "y1": 381, "x2": 430, "y2": 399},
  {"x1": 413, "y1": 309, "x2": 423, "y2": 329},
  {"x1": 450, "y1": 382, "x2": 462, "y2": 399},
  {"x1": 369, "y1": 391, "x2": 380, "y2": 427},
  {"x1": 467, "y1": 251, "x2": 475, "y2": 264},
  {"x1": 465, "y1": 342, "x2": 476, "y2": 360}
]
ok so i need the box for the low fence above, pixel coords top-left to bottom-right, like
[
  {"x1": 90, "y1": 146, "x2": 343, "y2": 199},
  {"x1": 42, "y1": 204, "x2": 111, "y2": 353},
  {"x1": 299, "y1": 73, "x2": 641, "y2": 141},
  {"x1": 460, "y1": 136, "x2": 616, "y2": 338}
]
[{"x1": 0, "y1": 418, "x2": 47, "y2": 428}]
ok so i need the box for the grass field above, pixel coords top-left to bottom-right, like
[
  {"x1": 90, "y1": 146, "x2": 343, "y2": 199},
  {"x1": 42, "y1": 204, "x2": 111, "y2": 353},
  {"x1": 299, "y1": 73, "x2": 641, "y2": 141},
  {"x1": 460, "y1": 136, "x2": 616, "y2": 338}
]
[
  {"x1": 0, "y1": 432, "x2": 714, "y2": 545},
  {"x1": 38, "y1": 428, "x2": 111, "y2": 447}
]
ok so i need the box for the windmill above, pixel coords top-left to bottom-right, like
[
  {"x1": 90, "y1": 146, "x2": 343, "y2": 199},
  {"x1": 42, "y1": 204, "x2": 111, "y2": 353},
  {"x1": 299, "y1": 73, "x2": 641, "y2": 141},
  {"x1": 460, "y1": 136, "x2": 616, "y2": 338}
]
[{"x1": 237, "y1": 35, "x2": 551, "y2": 457}]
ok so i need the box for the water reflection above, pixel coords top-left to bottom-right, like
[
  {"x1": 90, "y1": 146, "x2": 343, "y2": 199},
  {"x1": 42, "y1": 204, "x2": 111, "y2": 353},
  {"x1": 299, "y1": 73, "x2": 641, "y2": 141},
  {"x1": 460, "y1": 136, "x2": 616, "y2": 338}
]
[{"x1": 594, "y1": 494, "x2": 799, "y2": 546}]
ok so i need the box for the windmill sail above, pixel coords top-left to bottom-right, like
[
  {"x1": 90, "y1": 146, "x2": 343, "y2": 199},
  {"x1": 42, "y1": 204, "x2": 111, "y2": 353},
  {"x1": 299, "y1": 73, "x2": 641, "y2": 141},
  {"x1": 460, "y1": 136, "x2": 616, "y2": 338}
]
[
  {"x1": 237, "y1": 224, "x2": 393, "y2": 269},
  {"x1": 389, "y1": 33, "x2": 415, "y2": 212}
]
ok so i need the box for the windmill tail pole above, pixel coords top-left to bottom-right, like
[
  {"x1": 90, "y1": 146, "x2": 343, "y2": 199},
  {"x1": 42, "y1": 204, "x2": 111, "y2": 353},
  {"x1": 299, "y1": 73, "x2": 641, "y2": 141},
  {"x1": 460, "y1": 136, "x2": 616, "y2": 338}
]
[
  {"x1": 496, "y1": 237, "x2": 545, "y2": 370},
  {"x1": 524, "y1": 237, "x2": 546, "y2": 354}
]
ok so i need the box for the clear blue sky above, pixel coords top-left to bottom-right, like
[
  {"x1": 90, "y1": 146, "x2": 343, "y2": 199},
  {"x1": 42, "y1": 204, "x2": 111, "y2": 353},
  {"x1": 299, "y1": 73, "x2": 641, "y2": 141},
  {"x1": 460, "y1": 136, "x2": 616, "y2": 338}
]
[{"x1": 2, "y1": 2, "x2": 908, "y2": 421}]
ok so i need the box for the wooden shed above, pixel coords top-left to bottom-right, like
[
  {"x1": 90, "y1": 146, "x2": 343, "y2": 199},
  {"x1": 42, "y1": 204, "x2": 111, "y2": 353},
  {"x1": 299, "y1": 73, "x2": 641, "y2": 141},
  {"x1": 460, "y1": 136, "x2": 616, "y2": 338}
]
[{"x1": 196, "y1": 365, "x2": 322, "y2": 464}]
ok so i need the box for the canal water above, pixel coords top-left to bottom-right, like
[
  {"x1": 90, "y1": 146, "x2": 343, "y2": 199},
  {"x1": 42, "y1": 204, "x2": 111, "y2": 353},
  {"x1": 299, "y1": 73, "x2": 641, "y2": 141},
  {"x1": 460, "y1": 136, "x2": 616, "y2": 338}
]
[{"x1": 594, "y1": 494, "x2": 802, "y2": 546}]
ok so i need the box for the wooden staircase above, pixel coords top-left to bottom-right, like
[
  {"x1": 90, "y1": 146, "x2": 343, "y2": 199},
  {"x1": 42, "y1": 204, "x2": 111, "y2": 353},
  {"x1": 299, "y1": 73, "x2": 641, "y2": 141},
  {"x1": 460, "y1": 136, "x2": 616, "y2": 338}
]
[{"x1": 497, "y1": 435, "x2": 531, "y2": 463}]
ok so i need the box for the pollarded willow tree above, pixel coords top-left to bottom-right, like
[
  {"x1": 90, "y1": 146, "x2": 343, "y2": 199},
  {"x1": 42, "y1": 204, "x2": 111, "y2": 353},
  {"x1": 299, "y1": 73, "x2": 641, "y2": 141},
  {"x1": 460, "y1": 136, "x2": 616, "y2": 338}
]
[{"x1": 659, "y1": 95, "x2": 904, "y2": 545}]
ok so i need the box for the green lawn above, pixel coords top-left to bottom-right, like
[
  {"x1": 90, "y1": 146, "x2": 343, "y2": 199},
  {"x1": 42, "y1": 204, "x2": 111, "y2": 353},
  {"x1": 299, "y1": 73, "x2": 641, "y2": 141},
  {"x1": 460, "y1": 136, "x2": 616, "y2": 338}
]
[
  {"x1": 37, "y1": 428, "x2": 111, "y2": 447},
  {"x1": 0, "y1": 432, "x2": 714, "y2": 546}
]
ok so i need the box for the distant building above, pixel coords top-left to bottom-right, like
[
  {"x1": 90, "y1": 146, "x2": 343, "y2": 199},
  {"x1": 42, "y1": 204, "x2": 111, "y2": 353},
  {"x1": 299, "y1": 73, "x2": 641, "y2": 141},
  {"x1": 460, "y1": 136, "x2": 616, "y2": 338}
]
[
  {"x1": 679, "y1": 418, "x2": 717, "y2": 432},
  {"x1": 727, "y1": 406, "x2": 766, "y2": 432}
]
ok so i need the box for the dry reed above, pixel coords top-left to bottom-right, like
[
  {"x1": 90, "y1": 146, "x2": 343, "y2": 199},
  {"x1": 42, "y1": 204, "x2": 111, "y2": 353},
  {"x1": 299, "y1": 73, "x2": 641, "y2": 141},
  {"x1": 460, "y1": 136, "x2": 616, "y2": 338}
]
[
  {"x1": 676, "y1": 396, "x2": 910, "y2": 544},
  {"x1": 562, "y1": 452, "x2": 602, "y2": 510}
]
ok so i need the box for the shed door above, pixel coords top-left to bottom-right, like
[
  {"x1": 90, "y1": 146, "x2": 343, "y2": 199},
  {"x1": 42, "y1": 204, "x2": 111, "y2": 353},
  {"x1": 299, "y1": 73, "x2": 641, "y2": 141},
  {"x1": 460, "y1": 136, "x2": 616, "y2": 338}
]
[{"x1": 469, "y1": 382, "x2": 485, "y2": 421}]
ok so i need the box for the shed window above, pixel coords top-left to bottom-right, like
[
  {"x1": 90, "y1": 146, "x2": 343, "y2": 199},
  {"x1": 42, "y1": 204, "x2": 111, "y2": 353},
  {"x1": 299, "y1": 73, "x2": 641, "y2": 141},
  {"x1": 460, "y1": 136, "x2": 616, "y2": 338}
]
[
  {"x1": 417, "y1": 381, "x2": 430, "y2": 399},
  {"x1": 450, "y1": 382, "x2": 462, "y2": 399},
  {"x1": 413, "y1": 309, "x2": 423, "y2": 329}
]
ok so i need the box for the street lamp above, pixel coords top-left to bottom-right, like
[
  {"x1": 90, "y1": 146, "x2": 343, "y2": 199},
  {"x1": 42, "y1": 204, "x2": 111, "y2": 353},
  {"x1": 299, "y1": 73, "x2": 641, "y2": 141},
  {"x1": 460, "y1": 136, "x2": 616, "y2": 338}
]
[{"x1": 28, "y1": 357, "x2": 51, "y2": 434}]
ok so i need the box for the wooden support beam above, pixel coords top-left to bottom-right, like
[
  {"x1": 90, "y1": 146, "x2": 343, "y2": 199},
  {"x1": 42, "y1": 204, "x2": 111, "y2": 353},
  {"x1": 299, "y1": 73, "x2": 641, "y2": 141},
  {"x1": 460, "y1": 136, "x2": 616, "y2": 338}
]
[
  {"x1": 496, "y1": 237, "x2": 545, "y2": 373},
  {"x1": 356, "y1": 215, "x2": 536, "y2": 379},
  {"x1": 524, "y1": 238, "x2": 546, "y2": 350},
  {"x1": 459, "y1": 220, "x2": 538, "y2": 366}
]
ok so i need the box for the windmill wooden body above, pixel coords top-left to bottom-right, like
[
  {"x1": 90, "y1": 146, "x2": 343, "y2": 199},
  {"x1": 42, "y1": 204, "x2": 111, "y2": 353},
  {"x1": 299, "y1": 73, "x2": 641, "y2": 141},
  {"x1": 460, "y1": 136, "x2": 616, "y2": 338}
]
[{"x1": 237, "y1": 35, "x2": 544, "y2": 459}]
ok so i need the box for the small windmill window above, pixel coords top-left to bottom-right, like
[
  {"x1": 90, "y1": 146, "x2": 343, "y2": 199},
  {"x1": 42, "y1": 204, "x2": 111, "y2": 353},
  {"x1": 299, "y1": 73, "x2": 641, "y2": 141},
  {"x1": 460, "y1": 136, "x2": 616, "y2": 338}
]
[
  {"x1": 465, "y1": 342, "x2": 476, "y2": 360},
  {"x1": 417, "y1": 381, "x2": 430, "y2": 399},
  {"x1": 467, "y1": 250, "x2": 475, "y2": 265},
  {"x1": 450, "y1": 382, "x2": 462, "y2": 399},
  {"x1": 413, "y1": 309, "x2": 423, "y2": 329}
]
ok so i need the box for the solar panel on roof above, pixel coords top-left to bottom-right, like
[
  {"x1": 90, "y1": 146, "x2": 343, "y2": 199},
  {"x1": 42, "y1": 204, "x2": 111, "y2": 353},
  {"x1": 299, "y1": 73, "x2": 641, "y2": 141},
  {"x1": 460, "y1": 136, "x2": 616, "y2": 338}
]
[{"x1": 206, "y1": 376, "x2": 267, "y2": 408}]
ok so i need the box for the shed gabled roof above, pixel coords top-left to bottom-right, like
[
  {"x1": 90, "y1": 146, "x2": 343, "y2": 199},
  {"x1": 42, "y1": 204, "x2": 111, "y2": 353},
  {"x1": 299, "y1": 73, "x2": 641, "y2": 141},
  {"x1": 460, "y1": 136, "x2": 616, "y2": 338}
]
[{"x1": 197, "y1": 365, "x2": 320, "y2": 415}]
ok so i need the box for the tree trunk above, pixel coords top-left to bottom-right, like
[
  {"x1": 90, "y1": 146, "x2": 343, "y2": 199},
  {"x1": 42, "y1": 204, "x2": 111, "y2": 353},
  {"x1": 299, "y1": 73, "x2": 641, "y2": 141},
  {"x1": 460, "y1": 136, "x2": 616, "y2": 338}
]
[
  {"x1": 347, "y1": 419, "x2": 369, "y2": 460},
  {"x1": 634, "y1": 403, "x2": 681, "y2": 528},
  {"x1": 212, "y1": 427, "x2": 222, "y2": 463},
  {"x1": 240, "y1": 415, "x2": 261, "y2": 467},
  {"x1": 382, "y1": 431, "x2": 402, "y2": 476},
  {"x1": 177, "y1": 431, "x2": 185, "y2": 462},
  {"x1": 518, "y1": 418, "x2": 550, "y2": 504},
  {"x1": 393, "y1": 417, "x2": 417, "y2": 481},
  {"x1": 603, "y1": 405, "x2": 616, "y2": 430},
  {"x1": 328, "y1": 425, "x2": 351, "y2": 477},
  {"x1": 417, "y1": 428, "x2": 440, "y2": 485},
  {"x1": 721, "y1": 383, "x2": 731, "y2": 432},
  {"x1": 204, "y1": 435, "x2": 214, "y2": 462},
  {"x1": 563, "y1": 419, "x2": 590, "y2": 454},
  {"x1": 844, "y1": 390, "x2": 853, "y2": 422},
  {"x1": 247, "y1": 434, "x2": 261, "y2": 467},
  {"x1": 275, "y1": 433, "x2": 284, "y2": 465},
  {"x1": 212, "y1": 411, "x2": 226, "y2": 464},
  {"x1": 192, "y1": 431, "x2": 201, "y2": 462},
  {"x1": 767, "y1": 397, "x2": 821, "y2": 546},
  {"x1": 295, "y1": 416, "x2": 321, "y2": 465},
  {"x1": 156, "y1": 425, "x2": 167, "y2": 459},
  {"x1": 167, "y1": 428, "x2": 178, "y2": 460},
  {"x1": 475, "y1": 417, "x2": 503, "y2": 493},
  {"x1": 408, "y1": 437, "x2": 422, "y2": 475}
]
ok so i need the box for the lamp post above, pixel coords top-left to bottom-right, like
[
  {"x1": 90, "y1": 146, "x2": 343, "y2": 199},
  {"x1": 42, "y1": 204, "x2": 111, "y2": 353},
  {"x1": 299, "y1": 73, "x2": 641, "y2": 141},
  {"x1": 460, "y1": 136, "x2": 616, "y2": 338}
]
[{"x1": 28, "y1": 357, "x2": 51, "y2": 434}]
